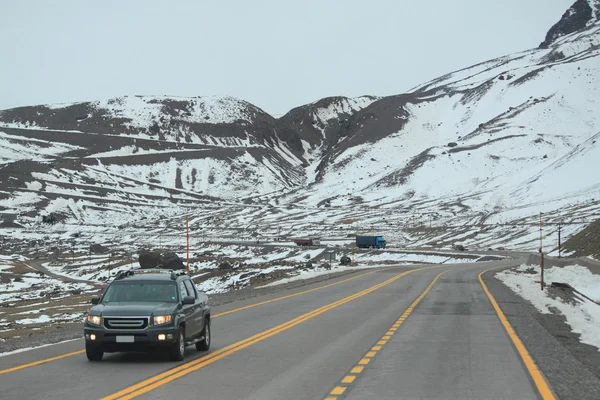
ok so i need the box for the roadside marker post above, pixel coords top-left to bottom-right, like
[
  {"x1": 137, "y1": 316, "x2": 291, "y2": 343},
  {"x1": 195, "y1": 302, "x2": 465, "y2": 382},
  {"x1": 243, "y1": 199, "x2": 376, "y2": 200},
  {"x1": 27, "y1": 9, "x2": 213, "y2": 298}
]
[
  {"x1": 557, "y1": 223, "x2": 562, "y2": 259},
  {"x1": 186, "y1": 217, "x2": 190, "y2": 272},
  {"x1": 539, "y1": 212, "x2": 544, "y2": 291}
]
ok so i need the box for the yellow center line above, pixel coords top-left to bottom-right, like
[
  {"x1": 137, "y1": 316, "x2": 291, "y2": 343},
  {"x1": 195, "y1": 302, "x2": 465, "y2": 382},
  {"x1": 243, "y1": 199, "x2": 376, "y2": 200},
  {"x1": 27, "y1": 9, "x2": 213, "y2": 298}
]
[
  {"x1": 213, "y1": 267, "x2": 392, "y2": 318},
  {"x1": 322, "y1": 270, "x2": 447, "y2": 400},
  {"x1": 0, "y1": 267, "x2": 395, "y2": 376},
  {"x1": 479, "y1": 267, "x2": 556, "y2": 400},
  {"x1": 102, "y1": 267, "x2": 440, "y2": 400},
  {"x1": 350, "y1": 366, "x2": 364, "y2": 374},
  {"x1": 0, "y1": 350, "x2": 85, "y2": 376}
]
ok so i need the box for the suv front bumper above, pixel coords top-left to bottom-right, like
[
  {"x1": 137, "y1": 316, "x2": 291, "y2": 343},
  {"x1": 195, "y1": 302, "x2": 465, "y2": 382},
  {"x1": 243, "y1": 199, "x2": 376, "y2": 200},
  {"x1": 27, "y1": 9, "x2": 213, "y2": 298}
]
[{"x1": 84, "y1": 325, "x2": 179, "y2": 352}]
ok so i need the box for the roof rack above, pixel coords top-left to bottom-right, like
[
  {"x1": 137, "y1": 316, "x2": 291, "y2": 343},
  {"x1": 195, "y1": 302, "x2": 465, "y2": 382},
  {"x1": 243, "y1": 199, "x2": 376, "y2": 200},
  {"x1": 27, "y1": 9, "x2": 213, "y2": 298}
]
[
  {"x1": 114, "y1": 268, "x2": 135, "y2": 281},
  {"x1": 114, "y1": 267, "x2": 188, "y2": 281}
]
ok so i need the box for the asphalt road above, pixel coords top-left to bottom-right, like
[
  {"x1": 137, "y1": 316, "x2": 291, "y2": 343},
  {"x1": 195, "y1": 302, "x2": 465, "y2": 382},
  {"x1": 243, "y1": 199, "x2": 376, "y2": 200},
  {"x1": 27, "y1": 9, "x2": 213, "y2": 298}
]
[{"x1": 0, "y1": 259, "x2": 555, "y2": 400}]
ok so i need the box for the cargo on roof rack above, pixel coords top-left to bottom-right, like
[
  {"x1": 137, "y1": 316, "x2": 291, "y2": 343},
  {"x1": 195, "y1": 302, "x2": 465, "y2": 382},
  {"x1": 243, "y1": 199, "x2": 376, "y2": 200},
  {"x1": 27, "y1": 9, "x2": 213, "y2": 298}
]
[{"x1": 113, "y1": 267, "x2": 187, "y2": 281}]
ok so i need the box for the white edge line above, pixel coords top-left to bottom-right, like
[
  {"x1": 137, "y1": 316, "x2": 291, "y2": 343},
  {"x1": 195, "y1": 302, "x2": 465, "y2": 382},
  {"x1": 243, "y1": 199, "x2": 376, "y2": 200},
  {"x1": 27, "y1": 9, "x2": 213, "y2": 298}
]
[{"x1": 0, "y1": 338, "x2": 80, "y2": 357}]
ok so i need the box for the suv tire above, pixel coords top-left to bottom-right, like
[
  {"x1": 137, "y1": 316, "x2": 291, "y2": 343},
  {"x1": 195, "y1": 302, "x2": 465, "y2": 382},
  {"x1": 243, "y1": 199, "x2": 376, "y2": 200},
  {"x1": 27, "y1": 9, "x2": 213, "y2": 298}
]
[
  {"x1": 169, "y1": 327, "x2": 186, "y2": 361},
  {"x1": 196, "y1": 318, "x2": 210, "y2": 351},
  {"x1": 86, "y1": 344, "x2": 104, "y2": 362}
]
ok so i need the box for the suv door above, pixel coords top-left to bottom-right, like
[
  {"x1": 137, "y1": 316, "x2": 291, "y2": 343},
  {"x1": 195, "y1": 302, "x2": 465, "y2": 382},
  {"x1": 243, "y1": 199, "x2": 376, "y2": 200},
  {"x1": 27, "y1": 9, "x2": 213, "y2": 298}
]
[
  {"x1": 184, "y1": 279, "x2": 206, "y2": 338},
  {"x1": 178, "y1": 280, "x2": 197, "y2": 340}
]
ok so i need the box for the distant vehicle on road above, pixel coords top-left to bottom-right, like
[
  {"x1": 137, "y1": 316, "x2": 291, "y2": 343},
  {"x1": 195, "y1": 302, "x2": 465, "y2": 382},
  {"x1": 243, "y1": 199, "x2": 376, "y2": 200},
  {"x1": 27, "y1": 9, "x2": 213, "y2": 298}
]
[
  {"x1": 293, "y1": 238, "x2": 320, "y2": 246},
  {"x1": 83, "y1": 268, "x2": 210, "y2": 362},
  {"x1": 356, "y1": 235, "x2": 386, "y2": 249}
]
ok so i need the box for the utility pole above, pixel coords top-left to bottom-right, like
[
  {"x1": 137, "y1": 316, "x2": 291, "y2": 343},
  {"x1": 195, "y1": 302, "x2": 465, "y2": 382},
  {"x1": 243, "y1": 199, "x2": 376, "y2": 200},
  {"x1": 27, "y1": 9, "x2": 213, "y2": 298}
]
[
  {"x1": 186, "y1": 217, "x2": 190, "y2": 272},
  {"x1": 558, "y1": 222, "x2": 562, "y2": 259},
  {"x1": 539, "y1": 212, "x2": 544, "y2": 291}
]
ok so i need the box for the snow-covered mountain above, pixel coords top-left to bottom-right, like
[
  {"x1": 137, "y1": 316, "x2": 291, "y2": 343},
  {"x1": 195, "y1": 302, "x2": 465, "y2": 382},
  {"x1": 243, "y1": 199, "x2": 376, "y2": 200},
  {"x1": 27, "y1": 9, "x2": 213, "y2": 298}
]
[
  {"x1": 0, "y1": 0, "x2": 598, "y2": 251},
  {"x1": 0, "y1": 96, "x2": 305, "y2": 224},
  {"x1": 294, "y1": 19, "x2": 600, "y2": 216}
]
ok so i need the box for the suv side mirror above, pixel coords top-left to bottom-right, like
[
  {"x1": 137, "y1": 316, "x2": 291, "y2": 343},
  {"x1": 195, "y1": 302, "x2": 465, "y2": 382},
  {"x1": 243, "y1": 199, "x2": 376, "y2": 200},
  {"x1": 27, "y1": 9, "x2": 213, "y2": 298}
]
[
  {"x1": 91, "y1": 297, "x2": 100, "y2": 305},
  {"x1": 182, "y1": 296, "x2": 195, "y2": 305}
]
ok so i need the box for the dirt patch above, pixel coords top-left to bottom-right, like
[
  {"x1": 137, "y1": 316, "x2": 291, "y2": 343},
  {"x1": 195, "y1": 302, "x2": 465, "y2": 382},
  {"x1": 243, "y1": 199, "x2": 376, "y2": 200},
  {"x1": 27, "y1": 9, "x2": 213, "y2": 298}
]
[
  {"x1": 371, "y1": 148, "x2": 435, "y2": 188},
  {"x1": 563, "y1": 218, "x2": 600, "y2": 260}
]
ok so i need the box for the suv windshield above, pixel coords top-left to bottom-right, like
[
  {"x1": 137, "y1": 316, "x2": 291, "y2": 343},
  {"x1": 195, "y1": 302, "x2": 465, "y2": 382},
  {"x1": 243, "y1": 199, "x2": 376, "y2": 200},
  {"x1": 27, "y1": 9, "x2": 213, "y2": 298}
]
[{"x1": 102, "y1": 281, "x2": 178, "y2": 303}]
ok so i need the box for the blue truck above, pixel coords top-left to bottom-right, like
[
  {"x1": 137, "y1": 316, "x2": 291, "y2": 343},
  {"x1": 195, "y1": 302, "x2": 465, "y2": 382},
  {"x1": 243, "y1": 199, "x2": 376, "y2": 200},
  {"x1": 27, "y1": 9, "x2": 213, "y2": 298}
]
[{"x1": 355, "y1": 235, "x2": 386, "y2": 249}]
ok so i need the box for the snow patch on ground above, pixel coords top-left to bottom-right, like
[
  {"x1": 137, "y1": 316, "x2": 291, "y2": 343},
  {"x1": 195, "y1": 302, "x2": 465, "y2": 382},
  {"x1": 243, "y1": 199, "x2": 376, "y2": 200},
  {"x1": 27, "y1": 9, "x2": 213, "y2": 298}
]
[
  {"x1": 497, "y1": 264, "x2": 600, "y2": 351},
  {"x1": 0, "y1": 273, "x2": 94, "y2": 303},
  {"x1": 258, "y1": 264, "x2": 393, "y2": 288}
]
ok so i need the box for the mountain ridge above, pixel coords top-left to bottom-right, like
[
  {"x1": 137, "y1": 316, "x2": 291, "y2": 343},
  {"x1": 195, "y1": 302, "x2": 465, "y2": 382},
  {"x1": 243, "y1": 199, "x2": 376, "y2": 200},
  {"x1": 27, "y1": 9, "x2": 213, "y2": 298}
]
[{"x1": 0, "y1": 1, "x2": 598, "y2": 251}]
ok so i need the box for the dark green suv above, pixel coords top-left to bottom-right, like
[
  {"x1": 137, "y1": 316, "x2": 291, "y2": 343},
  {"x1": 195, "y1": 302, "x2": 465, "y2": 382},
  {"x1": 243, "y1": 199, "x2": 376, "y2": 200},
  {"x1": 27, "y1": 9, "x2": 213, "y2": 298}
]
[{"x1": 83, "y1": 268, "x2": 210, "y2": 361}]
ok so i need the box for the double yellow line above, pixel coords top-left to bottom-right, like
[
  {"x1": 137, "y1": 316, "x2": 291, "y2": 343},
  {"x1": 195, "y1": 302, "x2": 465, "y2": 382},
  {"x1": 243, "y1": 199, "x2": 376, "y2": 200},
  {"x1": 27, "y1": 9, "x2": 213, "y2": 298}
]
[
  {"x1": 0, "y1": 267, "x2": 390, "y2": 376},
  {"x1": 102, "y1": 267, "x2": 429, "y2": 400},
  {"x1": 326, "y1": 270, "x2": 447, "y2": 399}
]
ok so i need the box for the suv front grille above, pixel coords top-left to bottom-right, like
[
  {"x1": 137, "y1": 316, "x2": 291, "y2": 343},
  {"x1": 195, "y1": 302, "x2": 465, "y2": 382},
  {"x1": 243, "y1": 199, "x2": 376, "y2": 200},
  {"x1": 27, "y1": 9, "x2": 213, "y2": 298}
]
[{"x1": 104, "y1": 317, "x2": 149, "y2": 330}]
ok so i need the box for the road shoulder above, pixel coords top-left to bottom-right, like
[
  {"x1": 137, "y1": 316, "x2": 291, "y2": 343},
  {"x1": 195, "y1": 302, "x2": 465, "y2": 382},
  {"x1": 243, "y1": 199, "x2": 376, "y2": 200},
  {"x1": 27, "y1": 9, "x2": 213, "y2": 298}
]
[{"x1": 482, "y1": 268, "x2": 600, "y2": 400}]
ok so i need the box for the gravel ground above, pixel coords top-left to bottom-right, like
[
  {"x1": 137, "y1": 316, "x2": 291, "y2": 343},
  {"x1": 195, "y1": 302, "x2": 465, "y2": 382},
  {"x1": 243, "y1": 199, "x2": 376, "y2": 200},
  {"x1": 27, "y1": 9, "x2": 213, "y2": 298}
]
[
  {"x1": 482, "y1": 268, "x2": 600, "y2": 400},
  {"x1": 0, "y1": 267, "x2": 370, "y2": 354}
]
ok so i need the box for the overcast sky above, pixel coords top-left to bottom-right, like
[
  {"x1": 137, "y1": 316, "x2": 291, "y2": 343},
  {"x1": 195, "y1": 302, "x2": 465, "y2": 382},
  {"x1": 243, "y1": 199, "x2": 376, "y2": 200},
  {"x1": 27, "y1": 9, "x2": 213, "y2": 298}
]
[{"x1": 1, "y1": 0, "x2": 571, "y2": 116}]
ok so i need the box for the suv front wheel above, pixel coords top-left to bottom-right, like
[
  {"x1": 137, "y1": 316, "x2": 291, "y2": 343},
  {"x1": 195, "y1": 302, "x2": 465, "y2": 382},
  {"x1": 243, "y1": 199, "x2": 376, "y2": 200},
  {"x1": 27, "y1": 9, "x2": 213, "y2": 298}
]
[{"x1": 168, "y1": 327, "x2": 186, "y2": 361}]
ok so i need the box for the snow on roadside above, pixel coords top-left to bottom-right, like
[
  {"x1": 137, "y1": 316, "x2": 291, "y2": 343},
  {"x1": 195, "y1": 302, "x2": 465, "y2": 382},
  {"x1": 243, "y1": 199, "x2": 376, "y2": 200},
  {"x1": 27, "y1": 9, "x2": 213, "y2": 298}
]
[
  {"x1": 533, "y1": 264, "x2": 600, "y2": 302},
  {"x1": 194, "y1": 265, "x2": 296, "y2": 294},
  {"x1": 496, "y1": 264, "x2": 600, "y2": 351},
  {"x1": 0, "y1": 263, "x2": 12, "y2": 272},
  {"x1": 356, "y1": 251, "x2": 475, "y2": 264},
  {"x1": 0, "y1": 273, "x2": 94, "y2": 303},
  {"x1": 257, "y1": 264, "x2": 392, "y2": 288}
]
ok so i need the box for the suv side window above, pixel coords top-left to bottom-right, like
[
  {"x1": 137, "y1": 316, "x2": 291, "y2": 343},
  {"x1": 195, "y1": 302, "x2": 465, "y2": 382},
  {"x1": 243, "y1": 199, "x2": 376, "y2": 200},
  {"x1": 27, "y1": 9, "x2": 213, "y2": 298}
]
[
  {"x1": 184, "y1": 280, "x2": 197, "y2": 299},
  {"x1": 179, "y1": 281, "x2": 189, "y2": 299}
]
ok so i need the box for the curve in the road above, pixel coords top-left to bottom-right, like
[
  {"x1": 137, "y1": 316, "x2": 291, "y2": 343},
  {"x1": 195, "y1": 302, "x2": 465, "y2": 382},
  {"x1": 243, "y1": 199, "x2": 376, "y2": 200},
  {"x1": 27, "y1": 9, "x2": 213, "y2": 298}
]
[
  {"x1": 479, "y1": 267, "x2": 556, "y2": 400},
  {"x1": 321, "y1": 265, "x2": 557, "y2": 400}
]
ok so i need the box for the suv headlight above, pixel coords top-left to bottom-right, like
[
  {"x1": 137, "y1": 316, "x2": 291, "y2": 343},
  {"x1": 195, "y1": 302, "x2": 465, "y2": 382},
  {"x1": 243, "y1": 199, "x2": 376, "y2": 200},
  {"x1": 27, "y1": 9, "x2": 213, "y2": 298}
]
[
  {"x1": 153, "y1": 315, "x2": 172, "y2": 325},
  {"x1": 87, "y1": 315, "x2": 101, "y2": 326}
]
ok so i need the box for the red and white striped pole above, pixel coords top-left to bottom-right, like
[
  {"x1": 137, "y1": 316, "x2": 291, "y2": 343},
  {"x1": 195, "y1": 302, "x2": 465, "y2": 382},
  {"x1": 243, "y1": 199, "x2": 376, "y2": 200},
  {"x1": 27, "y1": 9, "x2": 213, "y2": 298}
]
[{"x1": 186, "y1": 217, "x2": 190, "y2": 272}]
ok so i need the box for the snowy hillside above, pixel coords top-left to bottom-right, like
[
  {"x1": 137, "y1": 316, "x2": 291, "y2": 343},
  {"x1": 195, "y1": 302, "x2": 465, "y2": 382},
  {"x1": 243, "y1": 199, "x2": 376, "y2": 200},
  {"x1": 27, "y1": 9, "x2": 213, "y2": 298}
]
[
  {"x1": 286, "y1": 22, "x2": 600, "y2": 224},
  {"x1": 279, "y1": 96, "x2": 379, "y2": 183},
  {"x1": 0, "y1": 95, "x2": 306, "y2": 224},
  {"x1": 0, "y1": 1, "x2": 598, "y2": 253}
]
